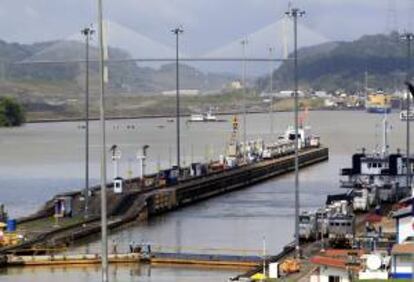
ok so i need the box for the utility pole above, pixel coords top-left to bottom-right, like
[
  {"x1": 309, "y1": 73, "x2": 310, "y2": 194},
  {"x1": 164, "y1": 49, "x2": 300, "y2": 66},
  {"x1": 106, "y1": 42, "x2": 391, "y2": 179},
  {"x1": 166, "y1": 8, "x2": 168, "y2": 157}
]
[
  {"x1": 96, "y1": 0, "x2": 108, "y2": 281},
  {"x1": 286, "y1": 6, "x2": 305, "y2": 258},
  {"x1": 269, "y1": 47, "x2": 275, "y2": 139},
  {"x1": 172, "y1": 27, "x2": 184, "y2": 170},
  {"x1": 241, "y1": 39, "x2": 248, "y2": 161},
  {"x1": 401, "y1": 32, "x2": 414, "y2": 194},
  {"x1": 81, "y1": 26, "x2": 94, "y2": 219}
]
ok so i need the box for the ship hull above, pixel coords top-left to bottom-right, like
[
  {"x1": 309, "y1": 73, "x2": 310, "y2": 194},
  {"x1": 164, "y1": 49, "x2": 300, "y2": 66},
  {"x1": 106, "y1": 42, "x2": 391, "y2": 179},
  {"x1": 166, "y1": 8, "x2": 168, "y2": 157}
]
[{"x1": 366, "y1": 107, "x2": 391, "y2": 114}]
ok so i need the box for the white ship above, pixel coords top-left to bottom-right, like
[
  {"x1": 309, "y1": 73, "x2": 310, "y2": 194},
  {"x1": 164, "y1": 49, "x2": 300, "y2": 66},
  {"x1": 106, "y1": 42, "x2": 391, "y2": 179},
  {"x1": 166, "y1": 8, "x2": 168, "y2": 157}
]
[
  {"x1": 189, "y1": 114, "x2": 204, "y2": 122},
  {"x1": 188, "y1": 109, "x2": 221, "y2": 122}
]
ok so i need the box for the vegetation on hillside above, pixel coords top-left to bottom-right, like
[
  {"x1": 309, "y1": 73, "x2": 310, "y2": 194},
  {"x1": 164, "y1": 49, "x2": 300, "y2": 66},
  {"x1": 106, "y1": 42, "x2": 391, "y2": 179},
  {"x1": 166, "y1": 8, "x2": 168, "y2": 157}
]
[
  {"x1": 257, "y1": 32, "x2": 409, "y2": 93},
  {"x1": 0, "y1": 97, "x2": 25, "y2": 126},
  {"x1": 0, "y1": 39, "x2": 235, "y2": 95}
]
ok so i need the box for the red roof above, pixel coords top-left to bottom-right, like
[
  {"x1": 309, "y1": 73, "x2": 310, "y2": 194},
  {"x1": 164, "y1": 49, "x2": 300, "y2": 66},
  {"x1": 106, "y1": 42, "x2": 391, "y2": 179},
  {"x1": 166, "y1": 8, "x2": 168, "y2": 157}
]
[
  {"x1": 310, "y1": 249, "x2": 363, "y2": 271},
  {"x1": 322, "y1": 249, "x2": 365, "y2": 258},
  {"x1": 310, "y1": 256, "x2": 360, "y2": 271},
  {"x1": 365, "y1": 213, "x2": 382, "y2": 223}
]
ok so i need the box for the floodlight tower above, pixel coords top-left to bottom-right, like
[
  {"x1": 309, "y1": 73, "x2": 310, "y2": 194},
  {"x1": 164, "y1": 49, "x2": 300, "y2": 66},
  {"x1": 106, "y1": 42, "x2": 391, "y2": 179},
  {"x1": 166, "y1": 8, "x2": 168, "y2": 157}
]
[
  {"x1": 172, "y1": 26, "x2": 184, "y2": 170},
  {"x1": 96, "y1": 0, "x2": 108, "y2": 281},
  {"x1": 269, "y1": 47, "x2": 275, "y2": 139},
  {"x1": 81, "y1": 26, "x2": 94, "y2": 219},
  {"x1": 401, "y1": 32, "x2": 414, "y2": 197},
  {"x1": 241, "y1": 39, "x2": 248, "y2": 161},
  {"x1": 285, "y1": 6, "x2": 305, "y2": 258}
]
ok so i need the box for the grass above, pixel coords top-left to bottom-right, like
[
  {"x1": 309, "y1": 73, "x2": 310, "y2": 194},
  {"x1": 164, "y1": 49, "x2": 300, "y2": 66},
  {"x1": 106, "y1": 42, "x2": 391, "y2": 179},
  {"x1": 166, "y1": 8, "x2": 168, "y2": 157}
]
[{"x1": 18, "y1": 216, "x2": 85, "y2": 234}]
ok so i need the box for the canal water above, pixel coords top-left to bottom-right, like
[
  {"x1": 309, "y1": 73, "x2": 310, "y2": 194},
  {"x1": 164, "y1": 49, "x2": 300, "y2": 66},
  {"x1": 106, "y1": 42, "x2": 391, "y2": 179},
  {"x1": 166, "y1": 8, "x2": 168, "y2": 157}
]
[{"x1": 0, "y1": 111, "x2": 409, "y2": 281}]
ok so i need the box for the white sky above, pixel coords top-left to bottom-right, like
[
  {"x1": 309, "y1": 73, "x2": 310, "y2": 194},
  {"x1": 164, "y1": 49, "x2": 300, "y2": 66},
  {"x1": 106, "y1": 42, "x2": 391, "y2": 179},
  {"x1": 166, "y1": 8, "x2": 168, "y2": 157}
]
[{"x1": 0, "y1": 0, "x2": 413, "y2": 55}]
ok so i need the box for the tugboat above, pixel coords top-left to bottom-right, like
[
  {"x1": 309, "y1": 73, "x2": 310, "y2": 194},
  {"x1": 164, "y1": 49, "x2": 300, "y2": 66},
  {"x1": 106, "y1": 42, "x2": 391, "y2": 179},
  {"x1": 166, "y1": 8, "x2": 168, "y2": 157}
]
[{"x1": 340, "y1": 112, "x2": 412, "y2": 208}]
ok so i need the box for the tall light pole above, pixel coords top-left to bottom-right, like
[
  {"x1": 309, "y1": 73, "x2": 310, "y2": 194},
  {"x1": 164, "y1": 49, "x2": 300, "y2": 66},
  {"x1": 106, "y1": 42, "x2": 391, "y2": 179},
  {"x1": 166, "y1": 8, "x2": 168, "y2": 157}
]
[
  {"x1": 286, "y1": 7, "x2": 305, "y2": 257},
  {"x1": 269, "y1": 47, "x2": 275, "y2": 139},
  {"x1": 241, "y1": 39, "x2": 248, "y2": 161},
  {"x1": 97, "y1": 0, "x2": 108, "y2": 281},
  {"x1": 81, "y1": 26, "x2": 94, "y2": 219},
  {"x1": 401, "y1": 32, "x2": 414, "y2": 194},
  {"x1": 172, "y1": 27, "x2": 184, "y2": 170},
  {"x1": 404, "y1": 81, "x2": 414, "y2": 280}
]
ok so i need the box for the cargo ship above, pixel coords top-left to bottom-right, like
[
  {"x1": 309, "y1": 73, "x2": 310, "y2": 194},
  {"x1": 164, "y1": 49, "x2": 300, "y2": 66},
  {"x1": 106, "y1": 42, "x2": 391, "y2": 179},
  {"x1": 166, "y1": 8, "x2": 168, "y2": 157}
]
[{"x1": 365, "y1": 91, "x2": 392, "y2": 113}]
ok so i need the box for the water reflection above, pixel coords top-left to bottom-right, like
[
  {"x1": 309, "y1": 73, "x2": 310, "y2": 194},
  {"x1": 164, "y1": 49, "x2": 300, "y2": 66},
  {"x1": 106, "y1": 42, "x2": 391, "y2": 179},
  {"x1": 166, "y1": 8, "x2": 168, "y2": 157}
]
[{"x1": 0, "y1": 264, "x2": 241, "y2": 282}]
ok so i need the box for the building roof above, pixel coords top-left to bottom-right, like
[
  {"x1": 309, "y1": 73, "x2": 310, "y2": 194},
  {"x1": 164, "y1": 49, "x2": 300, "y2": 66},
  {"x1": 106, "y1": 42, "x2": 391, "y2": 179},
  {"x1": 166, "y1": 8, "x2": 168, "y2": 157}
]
[
  {"x1": 392, "y1": 243, "x2": 414, "y2": 255},
  {"x1": 392, "y1": 206, "x2": 412, "y2": 219},
  {"x1": 310, "y1": 249, "x2": 363, "y2": 272},
  {"x1": 310, "y1": 256, "x2": 361, "y2": 271},
  {"x1": 322, "y1": 249, "x2": 365, "y2": 258}
]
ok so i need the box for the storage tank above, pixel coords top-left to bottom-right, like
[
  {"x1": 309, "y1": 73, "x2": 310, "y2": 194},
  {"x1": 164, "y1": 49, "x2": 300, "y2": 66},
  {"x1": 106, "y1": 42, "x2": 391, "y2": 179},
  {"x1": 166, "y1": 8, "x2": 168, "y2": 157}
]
[{"x1": 6, "y1": 219, "x2": 16, "y2": 232}]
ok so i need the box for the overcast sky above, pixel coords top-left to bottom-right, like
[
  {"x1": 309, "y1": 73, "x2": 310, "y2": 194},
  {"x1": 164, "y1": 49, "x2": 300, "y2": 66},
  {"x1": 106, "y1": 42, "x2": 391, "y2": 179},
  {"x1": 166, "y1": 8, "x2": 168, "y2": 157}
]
[{"x1": 1, "y1": 0, "x2": 413, "y2": 55}]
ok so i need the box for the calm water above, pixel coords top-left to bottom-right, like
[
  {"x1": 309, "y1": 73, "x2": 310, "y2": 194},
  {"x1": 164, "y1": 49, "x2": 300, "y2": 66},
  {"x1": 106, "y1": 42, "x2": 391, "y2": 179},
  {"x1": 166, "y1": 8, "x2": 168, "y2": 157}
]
[{"x1": 0, "y1": 111, "x2": 409, "y2": 281}]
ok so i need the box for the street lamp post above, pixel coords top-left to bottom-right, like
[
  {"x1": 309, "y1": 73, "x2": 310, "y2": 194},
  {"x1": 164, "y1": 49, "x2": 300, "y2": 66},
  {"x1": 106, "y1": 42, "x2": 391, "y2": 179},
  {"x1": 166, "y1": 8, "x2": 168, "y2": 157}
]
[
  {"x1": 401, "y1": 32, "x2": 414, "y2": 193},
  {"x1": 286, "y1": 7, "x2": 305, "y2": 258},
  {"x1": 96, "y1": 0, "x2": 108, "y2": 281},
  {"x1": 81, "y1": 26, "x2": 94, "y2": 219},
  {"x1": 137, "y1": 145, "x2": 150, "y2": 179},
  {"x1": 172, "y1": 27, "x2": 184, "y2": 170},
  {"x1": 241, "y1": 39, "x2": 248, "y2": 161},
  {"x1": 405, "y1": 80, "x2": 414, "y2": 278}
]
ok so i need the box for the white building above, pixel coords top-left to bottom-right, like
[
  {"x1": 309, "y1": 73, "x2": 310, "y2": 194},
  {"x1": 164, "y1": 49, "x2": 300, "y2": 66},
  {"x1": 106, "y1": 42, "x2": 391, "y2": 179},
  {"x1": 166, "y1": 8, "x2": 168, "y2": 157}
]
[
  {"x1": 279, "y1": 90, "x2": 305, "y2": 98},
  {"x1": 310, "y1": 250, "x2": 362, "y2": 282},
  {"x1": 391, "y1": 243, "x2": 414, "y2": 279},
  {"x1": 229, "y1": 80, "x2": 243, "y2": 90},
  {"x1": 391, "y1": 200, "x2": 413, "y2": 279},
  {"x1": 393, "y1": 200, "x2": 413, "y2": 244},
  {"x1": 314, "y1": 91, "x2": 329, "y2": 98},
  {"x1": 310, "y1": 264, "x2": 352, "y2": 282},
  {"x1": 162, "y1": 89, "x2": 200, "y2": 96}
]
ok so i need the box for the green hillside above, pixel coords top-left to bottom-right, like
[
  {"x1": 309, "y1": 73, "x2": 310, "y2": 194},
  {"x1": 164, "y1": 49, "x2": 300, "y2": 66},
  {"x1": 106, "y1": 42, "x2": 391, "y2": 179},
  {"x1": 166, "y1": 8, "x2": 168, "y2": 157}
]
[{"x1": 258, "y1": 32, "x2": 410, "y2": 93}]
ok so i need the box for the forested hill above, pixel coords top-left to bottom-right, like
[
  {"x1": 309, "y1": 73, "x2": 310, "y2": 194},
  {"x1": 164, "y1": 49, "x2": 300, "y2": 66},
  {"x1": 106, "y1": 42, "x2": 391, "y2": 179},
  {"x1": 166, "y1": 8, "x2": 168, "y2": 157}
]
[
  {"x1": 258, "y1": 32, "x2": 410, "y2": 93},
  {"x1": 0, "y1": 39, "x2": 234, "y2": 95}
]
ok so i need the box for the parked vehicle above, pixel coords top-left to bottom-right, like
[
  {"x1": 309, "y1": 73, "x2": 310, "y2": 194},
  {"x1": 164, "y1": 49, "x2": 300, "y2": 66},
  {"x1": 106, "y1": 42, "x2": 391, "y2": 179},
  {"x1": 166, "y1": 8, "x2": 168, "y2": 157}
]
[{"x1": 299, "y1": 211, "x2": 317, "y2": 241}]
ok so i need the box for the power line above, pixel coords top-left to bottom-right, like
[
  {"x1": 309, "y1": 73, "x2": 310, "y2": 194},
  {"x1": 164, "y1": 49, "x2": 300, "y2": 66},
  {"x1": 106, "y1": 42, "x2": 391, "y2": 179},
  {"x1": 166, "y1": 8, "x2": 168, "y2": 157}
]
[{"x1": 16, "y1": 57, "x2": 289, "y2": 65}]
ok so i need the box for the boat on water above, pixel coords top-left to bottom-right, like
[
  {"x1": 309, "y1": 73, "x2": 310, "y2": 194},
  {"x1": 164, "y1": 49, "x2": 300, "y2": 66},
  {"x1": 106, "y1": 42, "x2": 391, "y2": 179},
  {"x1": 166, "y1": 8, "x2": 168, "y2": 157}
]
[
  {"x1": 339, "y1": 112, "x2": 412, "y2": 210},
  {"x1": 365, "y1": 91, "x2": 392, "y2": 114},
  {"x1": 204, "y1": 111, "x2": 217, "y2": 121},
  {"x1": 188, "y1": 109, "x2": 224, "y2": 122},
  {"x1": 400, "y1": 110, "x2": 414, "y2": 121},
  {"x1": 189, "y1": 114, "x2": 204, "y2": 122}
]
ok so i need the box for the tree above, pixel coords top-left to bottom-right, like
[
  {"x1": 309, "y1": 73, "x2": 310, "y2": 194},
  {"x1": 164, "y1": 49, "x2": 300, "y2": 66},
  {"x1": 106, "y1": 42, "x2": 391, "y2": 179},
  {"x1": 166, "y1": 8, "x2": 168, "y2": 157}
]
[{"x1": 0, "y1": 97, "x2": 25, "y2": 127}]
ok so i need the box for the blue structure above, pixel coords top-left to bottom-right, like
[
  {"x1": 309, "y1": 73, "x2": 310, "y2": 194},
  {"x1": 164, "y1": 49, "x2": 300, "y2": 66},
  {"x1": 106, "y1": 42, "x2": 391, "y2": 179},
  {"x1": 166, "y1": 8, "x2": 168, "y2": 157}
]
[{"x1": 391, "y1": 199, "x2": 413, "y2": 279}]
